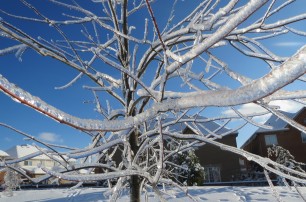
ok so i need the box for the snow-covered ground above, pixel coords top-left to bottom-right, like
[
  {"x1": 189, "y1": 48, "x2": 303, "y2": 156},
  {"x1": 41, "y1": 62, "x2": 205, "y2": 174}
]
[{"x1": 1, "y1": 186, "x2": 306, "y2": 201}]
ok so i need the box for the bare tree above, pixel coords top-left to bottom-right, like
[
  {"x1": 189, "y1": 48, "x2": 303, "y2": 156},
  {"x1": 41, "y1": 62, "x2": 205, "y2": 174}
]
[{"x1": 0, "y1": 0, "x2": 306, "y2": 201}]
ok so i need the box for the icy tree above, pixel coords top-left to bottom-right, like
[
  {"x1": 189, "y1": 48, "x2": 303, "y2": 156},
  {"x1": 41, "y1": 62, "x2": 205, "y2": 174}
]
[
  {"x1": 3, "y1": 165, "x2": 20, "y2": 197},
  {"x1": 170, "y1": 149, "x2": 205, "y2": 186},
  {"x1": 268, "y1": 145, "x2": 306, "y2": 173},
  {"x1": 0, "y1": 0, "x2": 306, "y2": 201},
  {"x1": 268, "y1": 145, "x2": 306, "y2": 184},
  {"x1": 267, "y1": 145, "x2": 306, "y2": 201}
]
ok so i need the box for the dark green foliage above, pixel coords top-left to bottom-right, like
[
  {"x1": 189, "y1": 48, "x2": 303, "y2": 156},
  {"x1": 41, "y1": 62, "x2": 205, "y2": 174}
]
[
  {"x1": 268, "y1": 145, "x2": 305, "y2": 173},
  {"x1": 268, "y1": 144, "x2": 306, "y2": 186},
  {"x1": 172, "y1": 149, "x2": 205, "y2": 186}
]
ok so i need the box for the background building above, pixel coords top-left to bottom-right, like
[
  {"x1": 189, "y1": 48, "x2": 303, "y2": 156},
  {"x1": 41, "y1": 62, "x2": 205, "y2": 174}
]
[
  {"x1": 241, "y1": 107, "x2": 306, "y2": 174},
  {"x1": 4, "y1": 144, "x2": 76, "y2": 184}
]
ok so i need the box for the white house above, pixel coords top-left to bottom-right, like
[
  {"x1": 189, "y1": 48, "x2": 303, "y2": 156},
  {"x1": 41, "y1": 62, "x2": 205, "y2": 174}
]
[
  {"x1": 0, "y1": 150, "x2": 10, "y2": 161},
  {"x1": 5, "y1": 144, "x2": 75, "y2": 183}
]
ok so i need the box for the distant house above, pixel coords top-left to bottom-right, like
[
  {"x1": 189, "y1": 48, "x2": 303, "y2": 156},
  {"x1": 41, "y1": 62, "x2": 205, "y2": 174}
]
[
  {"x1": 5, "y1": 144, "x2": 75, "y2": 184},
  {"x1": 241, "y1": 107, "x2": 306, "y2": 173},
  {"x1": 0, "y1": 150, "x2": 10, "y2": 161}
]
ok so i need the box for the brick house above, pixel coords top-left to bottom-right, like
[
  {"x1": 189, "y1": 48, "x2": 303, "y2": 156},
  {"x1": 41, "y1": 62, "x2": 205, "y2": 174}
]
[{"x1": 241, "y1": 107, "x2": 306, "y2": 173}]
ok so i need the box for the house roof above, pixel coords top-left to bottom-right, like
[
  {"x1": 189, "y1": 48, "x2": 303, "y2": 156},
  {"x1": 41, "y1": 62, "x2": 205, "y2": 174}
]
[
  {"x1": 5, "y1": 144, "x2": 50, "y2": 160},
  {"x1": 241, "y1": 107, "x2": 305, "y2": 149},
  {"x1": 22, "y1": 166, "x2": 46, "y2": 175},
  {"x1": 0, "y1": 150, "x2": 9, "y2": 157},
  {"x1": 5, "y1": 144, "x2": 76, "y2": 163},
  {"x1": 255, "y1": 111, "x2": 296, "y2": 133},
  {"x1": 147, "y1": 115, "x2": 235, "y2": 137}
]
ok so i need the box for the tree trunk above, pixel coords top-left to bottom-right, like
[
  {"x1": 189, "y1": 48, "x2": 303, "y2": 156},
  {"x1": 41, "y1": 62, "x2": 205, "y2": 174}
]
[
  {"x1": 130, "y1": 175, "x2": 141, "y2": 202},
  {"x1": 129, "y1": 131, "x2": 141, "y2": 202}
]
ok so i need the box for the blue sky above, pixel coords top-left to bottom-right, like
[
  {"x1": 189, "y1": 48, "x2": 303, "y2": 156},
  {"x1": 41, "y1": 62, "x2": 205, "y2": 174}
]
[{"x1": 0, "y1": 1, "x2": 306, "y2": 151}]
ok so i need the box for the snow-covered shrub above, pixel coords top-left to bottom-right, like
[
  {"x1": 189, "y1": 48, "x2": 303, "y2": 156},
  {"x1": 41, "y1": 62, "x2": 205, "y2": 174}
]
[
  {"x1": 3, "y1": 165, "x2": 21, "y2": 197},
  {"x1": 268, "y1": 145, "x2": 306, "y2": 185},
  {"x1": 268, "y1": 145, "x2": 305, "y2": 173},
  {"x1": 171, "y1": 149, "x2": 204, "y2": 186}
]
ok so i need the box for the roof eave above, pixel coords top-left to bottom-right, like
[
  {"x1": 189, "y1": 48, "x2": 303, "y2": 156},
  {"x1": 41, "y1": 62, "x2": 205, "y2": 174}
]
[{"x1": 241, "y1": 127, "x2": 289, "y2": 149}]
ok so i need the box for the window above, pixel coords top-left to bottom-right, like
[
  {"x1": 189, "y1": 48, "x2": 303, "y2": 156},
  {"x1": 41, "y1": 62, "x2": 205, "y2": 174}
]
[
  {"x1": 239, "y1": 158, "x2": 245, "y2": 166},
  {"x1": 24, "y1": 160, "x2": 32, "y2": 166},
  {"x1": 264, "y1": 134, "x2": 278, "y2": 146},
  {"x1": 301, "y1": 132, "x2": 306, "y2": 143},
  {"x1": 204, "y1": 166, "x2": 221, "y2": 183}
]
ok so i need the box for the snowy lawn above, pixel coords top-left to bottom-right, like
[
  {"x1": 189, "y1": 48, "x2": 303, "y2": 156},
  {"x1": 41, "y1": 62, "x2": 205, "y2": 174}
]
[{"x1": 1, "y1": 186, "x2": 306, "y2": 201}]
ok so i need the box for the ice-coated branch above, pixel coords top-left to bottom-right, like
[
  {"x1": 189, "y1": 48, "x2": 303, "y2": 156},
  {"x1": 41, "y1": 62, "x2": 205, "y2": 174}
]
[
  {"x1": 0, "y1": 44, "x2": 305, "y2": 131},
  {"x1": 67, "y1": 138, "x2": 124, "y2": 158},
  {"x1": 0, "y1": 151, "x2": 44, "y2": 167},
  {"x1": 145, "y1": 0, "x2": 166, "y2": 52},
  {"x1": 162, "y1": 0, "x2": 269, "y2": 75},
  {"x1": 0, "y1": 0, "x2": 306, "y2": 200},
  {"x1": 41, "y1": 166, "x2": 153, "y2": 182}
]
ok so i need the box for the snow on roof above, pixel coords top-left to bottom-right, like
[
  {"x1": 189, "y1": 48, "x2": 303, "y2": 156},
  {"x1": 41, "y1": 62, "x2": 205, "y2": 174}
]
[
  {"x1": 147, "y1": 115, "x2": 234, "y2": 137},
  {"x1": 22, "y1": 166, "x2": 46, "y2": 175},
  {"x1": 255, "y1": 111, "x2": 296, "y2": 133},
  {"x1": 5, "y1": 144, "x2": 76, "y2": 162},
  {"x1": 191, "y1": 117, "x2": 233, "y2": 136},
  {"x1": 0, "y1": 150, "x2": 9, "y2": 157},
  {"x1": 5, "y1": 144, "x2": 51, "y2": 160}
]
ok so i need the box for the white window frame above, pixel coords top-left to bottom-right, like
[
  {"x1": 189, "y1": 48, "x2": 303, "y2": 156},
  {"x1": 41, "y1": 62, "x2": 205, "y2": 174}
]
[
  {"x1": 24, "y1": 160, "x2": 32, "y2": 166},
  {"x1": 204, "y1": 166, "x2": 221, "y2": 183},
  {"x1": 40, "y1": 160, "x2": 46, "y2": 166},
  {"x1": 301, "y1": 132, "x2": 306, "y2": 143},
  {"x1": 264, "y1": 134, "x2": 278, "y2": 146}
]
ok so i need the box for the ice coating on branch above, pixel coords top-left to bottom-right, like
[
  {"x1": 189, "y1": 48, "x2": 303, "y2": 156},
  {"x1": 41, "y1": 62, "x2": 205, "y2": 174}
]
[
  {"x1": 67, "y1": 139, "x2": 124, "y2": 159},
  {"x1": 0, "y1": 44, "x2": 27, "y2": 56},
  {"x1": 1, "y1": 42, "x2": 306, "y2": 132},
  {"x1": 0, "y1": 151, "x2": 44, "y2": 167},
  {"x1": 0, "y1": 74, "x2": 134, "y2": 131},
  {"x1": 1, "y1": 1, "x2": 306, "y2": 196},
  {"x1": 42, "y1": 167, "x2": 151, "y2": 182}
]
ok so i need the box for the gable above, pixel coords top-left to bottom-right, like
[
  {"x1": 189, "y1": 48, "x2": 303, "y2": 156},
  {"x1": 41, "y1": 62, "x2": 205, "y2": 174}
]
[{"x1": 241, "y1": 107, "x2": 306, "y2": 149}]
